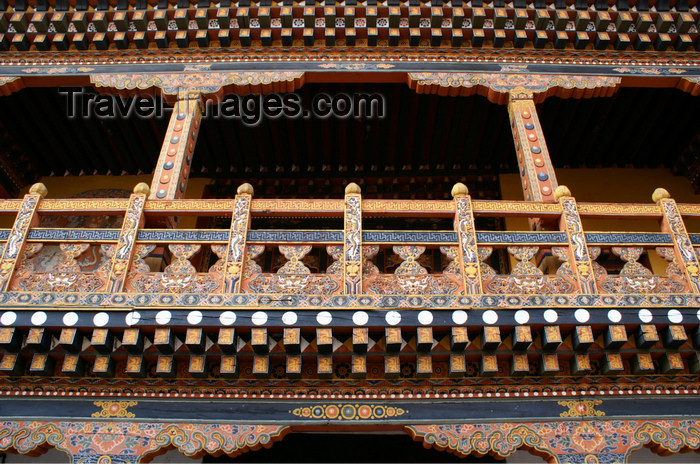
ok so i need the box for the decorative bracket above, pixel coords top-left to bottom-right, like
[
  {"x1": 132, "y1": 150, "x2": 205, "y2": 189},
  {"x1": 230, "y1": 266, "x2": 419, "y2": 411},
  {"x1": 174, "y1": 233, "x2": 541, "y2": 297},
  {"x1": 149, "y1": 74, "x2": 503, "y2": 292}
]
[
  {"x1": 408, "y1": 72, "x2": 621, "y2": 104},
  {"x1": 90, "y1": 71, "x2": 305, "y2": 99}
]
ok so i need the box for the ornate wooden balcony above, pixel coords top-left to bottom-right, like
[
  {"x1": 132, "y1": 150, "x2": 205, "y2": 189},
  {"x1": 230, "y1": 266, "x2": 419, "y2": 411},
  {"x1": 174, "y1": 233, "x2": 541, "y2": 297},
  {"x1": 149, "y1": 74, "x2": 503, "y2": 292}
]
[{"x1": 0, "y1": 181, "x2": 699, "y2": 311}]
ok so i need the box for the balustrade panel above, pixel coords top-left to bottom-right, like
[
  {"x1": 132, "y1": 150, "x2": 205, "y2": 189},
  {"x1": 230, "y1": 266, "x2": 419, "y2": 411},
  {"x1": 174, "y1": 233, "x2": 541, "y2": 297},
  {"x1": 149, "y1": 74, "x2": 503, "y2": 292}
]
[
  {"x1": 362, "y1": 245, "x2": 464, "y2": 295},
  {"x1": 240, "y1": 244, "x2": 344, "y2": 295},
  {"x1": 0, "y1": 190, "x2": 693, "y2": 305}
]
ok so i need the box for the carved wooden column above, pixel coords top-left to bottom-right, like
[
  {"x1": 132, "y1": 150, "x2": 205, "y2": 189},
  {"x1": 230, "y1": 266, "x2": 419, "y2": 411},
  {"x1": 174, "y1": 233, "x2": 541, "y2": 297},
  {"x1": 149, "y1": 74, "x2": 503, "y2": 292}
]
[
  {"x1": 654, "y1": 187, "x2": 700, "y2": 294},
  {"x1": 451, "y1": 183, "x2": 482, "y2": 294},
  {"x1": 105, "y1": 183, "x2": 149, "y2": 293},
  {"x1": 0, "y1": 183, "x2": 46, "y2": 292},
  {"x1": 150, "y1": 92, "x2": 203, "y2": 201},
  {"x1": 555, "y1": 186, "x2": 598, "y2": 294},
  {"x1": 507, "y1": 91, "x2": 559, "y2": 204},
  {"x1": 222, "y1": 183, "x2": 253, "y2": 293},
  {"x1": 344, "y1": 183, "x2": 363, "y2": 295}
]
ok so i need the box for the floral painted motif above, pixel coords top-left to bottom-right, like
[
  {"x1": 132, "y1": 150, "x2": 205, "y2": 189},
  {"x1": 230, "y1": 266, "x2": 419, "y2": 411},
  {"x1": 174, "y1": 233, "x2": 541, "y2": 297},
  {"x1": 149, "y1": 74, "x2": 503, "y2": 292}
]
[
  {"x1": 0, "y1": 421, "x2": 288, "y2": 464},
  {"x1": 362, "y1": 245, "x2": 462, "y2": 295},
  {"x1": 599, "y1": 247, "x2": 685, "y2": 294},
  {"x1": 91, "y1": 72, "x2": 305, "y2": 95},
  {"x1": 13, "y1": 243, "x2": 105, "y2": 293},
  {"x1": 128, "y1": 244, "x2": 219, "y2": 294},
  {"x1": 485, "y1": 246, "x2": 574, "y2": 294},
  {"x1": 244, "y1": 246, "x2": 342, "y2": 294},
  {"x1": 408, "y1": 420, "x2": 700, "y2": 464}
]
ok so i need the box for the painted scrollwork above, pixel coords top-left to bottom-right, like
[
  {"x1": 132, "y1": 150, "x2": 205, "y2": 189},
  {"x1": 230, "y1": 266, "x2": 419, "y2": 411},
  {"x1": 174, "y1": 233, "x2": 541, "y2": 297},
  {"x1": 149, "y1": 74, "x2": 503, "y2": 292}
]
[
  {"x1": 128, "y1": 244, "x2": 219, "y2": 294},
  {"x1": 599, "y1": 247, "x2": 685, "y2": 294},
  {"x1": 243, "y1": 245, "x2": 341, "y2": 295},
  {"x1": 485, "y1": 246, "x2": 574, "y2": 294},
  {"x1": 364, "y1": 246, "x2": 461, "y2": 295},
  {"x1": 13, "y1": 243, "x2": 105, "y2": 292},
  {"x1": 440, "y1": 246, "x2": 460, "y2": 275}
]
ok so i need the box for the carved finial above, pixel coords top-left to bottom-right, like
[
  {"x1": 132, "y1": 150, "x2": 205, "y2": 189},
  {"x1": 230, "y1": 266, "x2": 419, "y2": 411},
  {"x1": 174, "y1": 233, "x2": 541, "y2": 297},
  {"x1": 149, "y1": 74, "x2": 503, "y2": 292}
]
[
  {"x1": 345, "y1": 182, "x2": 361, "y2": 195},
  {"x1": 554, "y1": 185, "x2": 572, "y2": 201},
  {"x1": 451, "y1": 183, "x2": 468, "y2": 198},
  {"x1": 237, "y1": 183, "x2": 254, "y2": 195},
  {"x1": 28, "y1": 182, "x2": 48, "y2": 198},
  {"x1": 133, "y1": 182, "x2": 150, "y2": 195},
  {"x1": 652, "y1": 188, "x2": 671, "y2": 203}
]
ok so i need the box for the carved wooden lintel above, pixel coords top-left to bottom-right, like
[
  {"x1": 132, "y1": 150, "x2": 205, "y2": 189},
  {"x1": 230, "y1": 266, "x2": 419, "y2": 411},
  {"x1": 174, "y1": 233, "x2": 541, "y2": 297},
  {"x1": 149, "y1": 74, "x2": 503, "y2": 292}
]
[
  {"x1": 90, "y1": 71, "x2": 306, "y2": 100},
  {"x1": 408, "y1": 72, "x2": 622, "y2": 104}
]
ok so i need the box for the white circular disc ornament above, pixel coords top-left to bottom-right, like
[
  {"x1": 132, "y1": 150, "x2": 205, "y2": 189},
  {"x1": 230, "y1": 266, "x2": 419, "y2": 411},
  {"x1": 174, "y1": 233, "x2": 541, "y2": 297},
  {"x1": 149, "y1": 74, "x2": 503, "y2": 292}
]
[
  {"x1": 385, "y1": 311, "x2": 401, "y2": 326},
  {"x1": 418, "y1": 310, "x2": 434, "y2": 325},
  {"x1": 31, "y1": 311, "x2": 47, "y2": 326},
  {"x1": 93, "y1": 312, "x2": 109, "y2": 327},
  {"x1": 452, "y1": 310, "x2": 468, "y2": 325},
  {"x1": 482, "y1": 310, "x2": 498, "y2": 325},
  {"x1": 63, "y1": 312, "x2": 79, "y2": 327},
  {"x1": 252, "y1": 311, "x2": 268, "y2": 326},
  {"x1": 1, "y1": 311, "x2": 17, "y2": 326},
  {"x1": 155, "y1": 310, "x2": 171, "y2": 325},
  {"x1": 514, "y1": 310, "x2": 530, "y2": 325},
  {"x1": 282, "y1": 311, "x2": 298, "y2": 325},
  {"x1": 316, "y1": 311, "x2": 332, "y2": 325},
  {"x1": 187, "y1": 310, "x2": 203, "y2": 325},
  {"x1": 668, "y1": 309, "x2": 683, "y2": 324},
  {"x1": 607, "y1": 309, "x2": 622, "y2": 323},
  {"x1": 219, "y1": 311, "x2": 236, "y2": 326},
  {"x1": 352, "y1": 311, "x2": 369, "y2": 326},
  {"x1": 125, "y1": 311, "x2": 141, "y2": 326},
  {"x1": 574, "y1": 308, "x2": 590, "y2": 323},
  {"x1": 638, "y1": 309, "x2": 653, "y2": 323}
]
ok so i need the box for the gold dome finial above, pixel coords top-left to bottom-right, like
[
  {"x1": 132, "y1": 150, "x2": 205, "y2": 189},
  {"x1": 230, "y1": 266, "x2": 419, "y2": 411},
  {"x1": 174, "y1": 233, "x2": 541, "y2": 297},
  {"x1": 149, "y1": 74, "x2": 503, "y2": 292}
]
[
  {"x1": 554, "y1": 185, "x2": 572, "y2": 201},
  {"x1": 652, "y1": 188, "x2": 671, "y2": 203},
  {"x1": 133, "y1": 182, "x2": 150, "y2": 195},
  {"x1": 451, "y1": 183, "x2": 468, "y2": 198},
  {"x1": 29, "y1": 183, "x2": 48, "y2": 198},
  {"x1": 345, "y1": 182, "x2": 361, "y2": 195},
  {"x1": 237, "y1": 183, "x2": 254, "y2": 195}
]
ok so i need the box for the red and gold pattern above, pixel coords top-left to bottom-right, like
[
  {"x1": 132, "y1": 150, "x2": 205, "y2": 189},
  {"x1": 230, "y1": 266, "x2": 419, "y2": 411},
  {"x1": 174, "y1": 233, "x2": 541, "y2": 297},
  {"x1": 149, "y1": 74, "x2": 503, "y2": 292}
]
[
  {"x1": 0, "y1": 421, "x2": 289, "y2": 463},
  {"x1": 408, "y1": 420, "x2": 700, "y2": 462}
]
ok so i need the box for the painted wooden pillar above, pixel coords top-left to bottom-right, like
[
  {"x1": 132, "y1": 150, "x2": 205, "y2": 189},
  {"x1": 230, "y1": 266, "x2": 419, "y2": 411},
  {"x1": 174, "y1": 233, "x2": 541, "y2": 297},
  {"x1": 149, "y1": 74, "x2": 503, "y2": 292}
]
[
  {"x1": 0, "y1": 183, "x2": 46, "y2": 292},
  {"x1": 452, "y1": 183, "x2": 482, "y2": 294},
  {"x1": 344, "y1": 183, "x2": 363, "y2": 295},
  {"x1": 507, "y1": 91, "x2": 559, "y2": 204},
  {"x1": 149, "y1": 92, "x2": 203, "y2": 201},
  {"x1": 105, "y1": 183, "x2": 149, "y2": 293},
  {"x1": 555, "y1": 186, "x2": 598, "y2": 294},
  {"x1": 222, "y1": 183, "x2": 253, "y2": 293},
  {"x1": 654, "y1": 188, "x2": 700, "y2": 294}
]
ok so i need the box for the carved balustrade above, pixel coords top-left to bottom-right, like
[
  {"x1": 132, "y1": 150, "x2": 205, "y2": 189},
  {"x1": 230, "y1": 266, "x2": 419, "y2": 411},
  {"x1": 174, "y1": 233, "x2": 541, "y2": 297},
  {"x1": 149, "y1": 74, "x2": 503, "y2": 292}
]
[{"x1": 0, "y1": 183, "x2": 697, "y2": 309}]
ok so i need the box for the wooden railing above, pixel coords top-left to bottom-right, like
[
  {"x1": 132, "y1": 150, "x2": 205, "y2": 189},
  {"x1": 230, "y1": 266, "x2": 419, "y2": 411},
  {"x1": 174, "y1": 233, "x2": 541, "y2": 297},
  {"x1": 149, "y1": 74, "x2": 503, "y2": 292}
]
[{"x1": 0, "y1": 181, "x2": 698, "y2": 310}]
